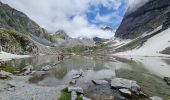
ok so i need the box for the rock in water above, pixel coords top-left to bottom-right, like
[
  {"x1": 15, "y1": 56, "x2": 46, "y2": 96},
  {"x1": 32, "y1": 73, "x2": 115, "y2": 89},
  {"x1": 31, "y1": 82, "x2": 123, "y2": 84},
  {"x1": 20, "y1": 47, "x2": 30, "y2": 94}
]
[
  {"x1": 41, "y1": 65, "x2": 51, "y2": 71},
  {"x1": 111, "y1": 78, "x2": 141, "y2": 95},
  {"x1": 71, "y1": 91, "x2": 77, "y2": 100},
  {"x1": 91, "y1": 80, "x2": 108, "y2": 85},
  {"x1": 23, "y1": 65, "x2": 33, "y2": 75},
  {"x1": 164, "y1": 77, "x2": 170, "y2": 85},
  {"x1": 72, "y1": 74, "x2": 81, "y2": 79},
  {"x1": 111, "y1": 78, "x2": 140, "y2": 89},
  {"x1": 119, "y1": 89, "x2": 132, "y2": 96},
  {"x1": 68, "y1": 87, "x2": 84, "y2": 94},
  {"x1": 150, "y1": 96, "x2": 163, "y2": 100}
]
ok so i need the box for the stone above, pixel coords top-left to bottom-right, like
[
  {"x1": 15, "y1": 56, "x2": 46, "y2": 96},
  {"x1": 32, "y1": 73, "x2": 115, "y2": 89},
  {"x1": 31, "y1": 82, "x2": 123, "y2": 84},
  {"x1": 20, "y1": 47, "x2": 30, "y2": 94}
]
[
  {"x1": 164, "y1": 77, "x2": 170, "y2": 85},
  {"x1": 41, "y1": 65, "x2": 51, "y2": 71},
  {"x1": 0, "y1": 70, "x2": 12, "y2": 79},
  {"x1": 91, "y1": 80, "x2": 108, "y2": 85},
  {"x1": 72, "y1": 74, "x2": 81, "y2": 79},
  {"x1": 23, "y1": 65, "x2": 33, "y2": 75},
  {"x1": 71, "y1": 91, "x2": 77, "y2": 100},
  {"x1": 150, "y1": 96, "x2": 163, "y2": 100},
  {"x1": 119, "y1": 89, "x2": 131, "y2": 96},
  {"x1": 68, "y1": 87, "x2": 83, "y2": 94},
  {"x1": 111, "y1": 78, "x2": 140, "y2": 89},
  {"x1": 111, "y1": 78, "x2": 141, "y2": 95},
  {"x1": 69, "y1": 79, "x2": 77, "y2": 85}
]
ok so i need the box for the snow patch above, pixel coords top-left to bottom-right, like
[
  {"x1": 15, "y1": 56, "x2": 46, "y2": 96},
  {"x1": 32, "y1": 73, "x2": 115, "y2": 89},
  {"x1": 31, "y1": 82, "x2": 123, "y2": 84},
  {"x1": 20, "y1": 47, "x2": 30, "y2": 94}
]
[{"x1": 0, "y1": 51, "x2": 31, "y2": 61}]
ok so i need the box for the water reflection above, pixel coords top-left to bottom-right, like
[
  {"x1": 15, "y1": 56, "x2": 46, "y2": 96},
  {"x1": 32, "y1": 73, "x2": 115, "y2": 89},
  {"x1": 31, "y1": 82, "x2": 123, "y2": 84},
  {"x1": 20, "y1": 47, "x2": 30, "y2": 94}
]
[{"x1": 1, "y1": 55, "x2": 170, "y2": 99}]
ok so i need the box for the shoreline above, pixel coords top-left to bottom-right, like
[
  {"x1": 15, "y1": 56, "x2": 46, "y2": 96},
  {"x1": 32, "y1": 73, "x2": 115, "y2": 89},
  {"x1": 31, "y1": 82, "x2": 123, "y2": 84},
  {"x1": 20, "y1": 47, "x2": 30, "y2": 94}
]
[{"x1": 0, "y1": 51, "x2": 31, "y2": 61}]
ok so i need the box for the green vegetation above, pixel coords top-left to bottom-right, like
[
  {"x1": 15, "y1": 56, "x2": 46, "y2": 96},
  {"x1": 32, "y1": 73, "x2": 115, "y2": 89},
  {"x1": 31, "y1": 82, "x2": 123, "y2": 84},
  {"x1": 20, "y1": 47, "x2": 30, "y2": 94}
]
[
  {"x1": 0, "y1": 66, "x2": 22, "y2": 74},
  {"x1": 60, "y1": 43, "x2": 110, "y2": 54},
  {"x1": 59, "y1": 88, "x2": 71, "y2": 100},
  {"x1": 43, "y1": 31, "x2": 58, "y2": 43},
  {"x1": 0, "y1": 28, "x2": 36, "y2": 54},
  {"x1": 59, "y1": 88, "x2": 83, "y2": 100}
]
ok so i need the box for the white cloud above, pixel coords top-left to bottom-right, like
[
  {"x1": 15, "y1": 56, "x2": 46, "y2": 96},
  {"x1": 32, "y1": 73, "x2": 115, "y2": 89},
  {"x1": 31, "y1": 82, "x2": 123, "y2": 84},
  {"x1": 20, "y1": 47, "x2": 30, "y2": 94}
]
[
  {"x1": 127, "y1": 0, "x2": 149, "y2": 13},
  {"x1": 1, "y1": 0, "x2": 124, "y2": 39},
  {"x1": 95, "y1": 13, "x2": 113, "y2": 23}
]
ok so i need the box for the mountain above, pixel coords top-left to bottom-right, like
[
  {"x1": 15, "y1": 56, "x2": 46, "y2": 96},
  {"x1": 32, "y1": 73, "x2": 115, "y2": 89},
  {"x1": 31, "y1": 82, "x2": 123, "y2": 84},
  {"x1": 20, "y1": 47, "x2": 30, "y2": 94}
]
[
  {"x1": 89, "y1": 0, "x2": 170, "y2": 56},
  {"x1": 55, "y1": 35, "x2": 96, "y2": 48},
  {"x1": 0, "y1": 1, "x2": 58, "y2": 54},
  {"x1": 54, "y1": 30, "x2": 70, "y2": 40},
  {"x1": 115, "y1": 0, "x2": 170, "y2": 39},
  {"x1": 93, "y1": 37, "x2": 109, "y2": 44}
]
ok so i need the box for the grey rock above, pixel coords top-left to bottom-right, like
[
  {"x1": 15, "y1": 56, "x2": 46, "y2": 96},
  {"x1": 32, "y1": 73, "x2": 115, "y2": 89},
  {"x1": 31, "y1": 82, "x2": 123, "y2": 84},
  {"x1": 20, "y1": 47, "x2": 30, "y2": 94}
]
[
  {"x1": 111, "y1": 78, "x2": 142, "y2": 95},
  {"x1": 41, "y1": 65, "x2": 51, "y2": 71},
  {"x1": 115, "y1": 0, "x2": 170, "y2": 39},
  {"x1": 91, "y1": 80, "x2": 108, "y2": 85},
  {"x1": 164, "y1": 77, "x2": 170, "y2": 85},
  {"x1": 150, "y1": 96, "x2": 163, "y2": 100},
  {"x1": 119, "y1": 89, "x2": 131, "y2": 96},
  {"x1": 68, "y1": 87, "x2": 83, "y2": 94},
  {"x1": 23, "y1": 65, "x2": 34, "y2": 75},
  {"x1": 71, "y1": 91, "x2": 77, "y2": 100},
  {"x1": 69, "y1": 79, "x2": 77, "y2": 85},
  {"x1": 72, "y1": 74, "x2": 81, "y2": 79},
  {"x1": 111, "y1": 78, "x2": 140, "y2": 89}
]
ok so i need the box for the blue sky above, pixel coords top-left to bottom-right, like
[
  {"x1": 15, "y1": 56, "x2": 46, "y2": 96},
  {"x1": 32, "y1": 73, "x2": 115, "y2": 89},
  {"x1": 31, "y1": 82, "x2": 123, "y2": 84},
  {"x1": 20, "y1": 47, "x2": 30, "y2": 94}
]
[{"x1": 1, "y1": 0, "x2": 131, "y2": 38}]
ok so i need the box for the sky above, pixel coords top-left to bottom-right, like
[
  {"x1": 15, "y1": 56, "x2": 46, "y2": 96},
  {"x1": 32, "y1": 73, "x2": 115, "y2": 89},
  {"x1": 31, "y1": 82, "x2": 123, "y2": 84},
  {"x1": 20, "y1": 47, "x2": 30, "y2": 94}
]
[{"x1": 1, "y1": 0, "x2": 149, "y2": 39}]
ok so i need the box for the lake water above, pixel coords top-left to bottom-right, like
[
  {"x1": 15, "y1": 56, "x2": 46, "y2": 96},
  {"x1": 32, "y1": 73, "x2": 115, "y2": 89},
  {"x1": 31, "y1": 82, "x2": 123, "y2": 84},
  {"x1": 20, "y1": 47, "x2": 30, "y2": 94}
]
[{"x1": 1, "y1": 55, "x2": 170, "y2": 100}]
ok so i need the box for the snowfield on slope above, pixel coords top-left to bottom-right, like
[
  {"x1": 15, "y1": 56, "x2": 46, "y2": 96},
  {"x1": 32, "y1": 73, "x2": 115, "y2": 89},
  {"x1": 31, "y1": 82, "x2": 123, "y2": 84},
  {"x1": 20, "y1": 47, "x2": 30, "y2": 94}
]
[
  {"x1": 0, "y1": 51, "x2": 30, "y2": 61},
  {"x1": 114, "y1": 27, "x2": 170, "y2": 57}
]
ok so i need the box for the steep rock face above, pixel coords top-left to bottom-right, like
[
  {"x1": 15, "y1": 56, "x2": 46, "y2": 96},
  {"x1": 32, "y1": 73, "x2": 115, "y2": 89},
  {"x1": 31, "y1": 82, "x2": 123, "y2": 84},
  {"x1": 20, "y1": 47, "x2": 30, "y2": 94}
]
[
  {"x1": 115, "y1": 0, "x2": 170, "y2": 39},
  {"x1": 0, "y1": 1, "x2": 59, "y2": 54},
  {"x1": 54, "y1": 30, "x2": 70, "y2": 40}
]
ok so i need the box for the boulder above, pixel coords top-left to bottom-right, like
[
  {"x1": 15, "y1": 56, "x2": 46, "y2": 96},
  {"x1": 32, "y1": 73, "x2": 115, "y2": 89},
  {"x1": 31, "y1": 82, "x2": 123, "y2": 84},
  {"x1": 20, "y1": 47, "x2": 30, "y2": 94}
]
[
  {"x1": 72, "y1": 74, "x2": 81, "y2": 79},
  {"x1": 68, "y1": 87, "x2": 83, "y2": 94},
  {"x1": 0, "y1": 70, "x2": 12, "y2": 79},
  {"x1": 23, "y1": 65, "x2": 33, "y2": 75},
  {"x1": 119, "y1": 89, "x2": 131, "y2": 96},
  {"x1": 150, "y1": 96, "x2": 163, "y2": 100},
  {"x1": 164, "y1": 77, "x2": 170, "y2": 85},
  {"x1": 41, "y1": 65, "x2": 51, "y2": 71},
  {"x1": 69, "y1": 79, "x2": 77, "y2": 85},
  {"x1": 71, "y1": 91, "x2": 77, "y2": 100},
  {"x1": 111, "y1": 78, "x2": 141, "y2": 95},
  {"x1": 91, "y1": 80, "x2": 108, "y2": 85},
  {"x1": 111, "y1": 78, "x2": 140, "y2": 89}
]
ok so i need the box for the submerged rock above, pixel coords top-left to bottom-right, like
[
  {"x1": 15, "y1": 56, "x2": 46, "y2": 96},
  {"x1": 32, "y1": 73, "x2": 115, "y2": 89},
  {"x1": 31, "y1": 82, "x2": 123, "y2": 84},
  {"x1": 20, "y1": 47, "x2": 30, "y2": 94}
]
[
  {"x1": 68, "y1": 87, "x2": 84, "y2": 94},
  {"x1": 69, "y1": 79, "x2": 77, "y2": 85},
  {"x1": 80, "y1": 95, "x2": 91, "y2": 100},
  {"x1": 150, "y1": 96, "x2": 163, "y2": 100},
  {"x1": 164, "y1": 77, "x2": 170, "y2": 85},
  {"x1": 91, "y1": 80, "x2": 108, "y2": 85}
]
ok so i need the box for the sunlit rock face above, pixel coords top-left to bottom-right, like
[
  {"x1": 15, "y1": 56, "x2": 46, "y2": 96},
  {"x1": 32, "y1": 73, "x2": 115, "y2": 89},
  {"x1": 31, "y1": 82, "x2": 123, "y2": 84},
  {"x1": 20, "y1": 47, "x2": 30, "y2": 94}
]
[{"x1": 115, "y1": 0, "x2": 170, "y2": 39}]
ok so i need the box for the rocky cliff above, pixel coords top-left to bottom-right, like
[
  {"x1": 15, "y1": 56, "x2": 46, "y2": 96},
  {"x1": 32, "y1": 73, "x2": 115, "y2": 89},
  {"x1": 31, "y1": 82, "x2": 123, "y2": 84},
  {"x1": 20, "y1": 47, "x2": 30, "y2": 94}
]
[
  {"x1": 0, "y1": 1, "x2": 57, "y2": 54},
  {"x1": 115, "y1": 0, "x2": 170, "y2": 39}
]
